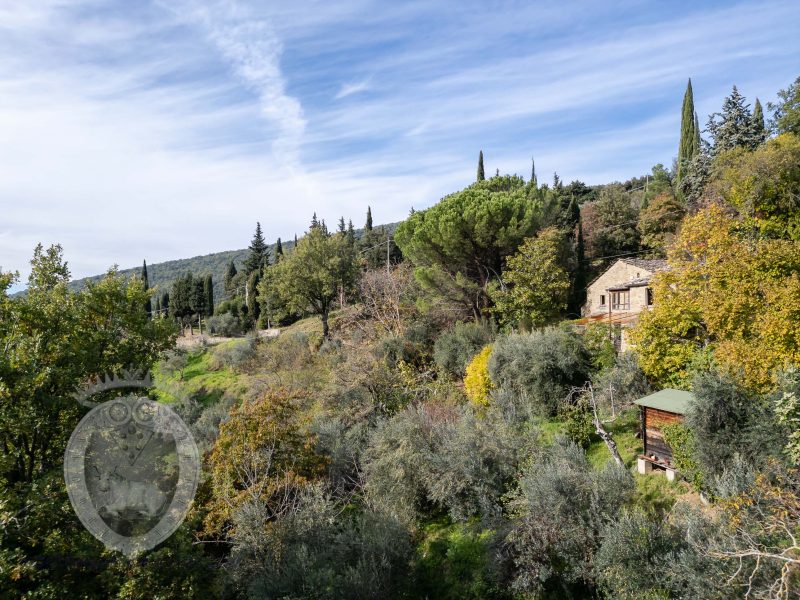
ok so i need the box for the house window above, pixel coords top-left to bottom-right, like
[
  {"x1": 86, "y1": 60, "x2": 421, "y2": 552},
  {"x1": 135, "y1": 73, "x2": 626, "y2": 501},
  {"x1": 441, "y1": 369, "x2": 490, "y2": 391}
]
[
  {"x1": 646, "y1": 287, "x2": 654, "y2": 306},
  {"x1": 600, "y1": 294, "x2": 606, "y2": 306},
  {"x1": 611, "y1": 290, "x2": 630, "y2": 310}
]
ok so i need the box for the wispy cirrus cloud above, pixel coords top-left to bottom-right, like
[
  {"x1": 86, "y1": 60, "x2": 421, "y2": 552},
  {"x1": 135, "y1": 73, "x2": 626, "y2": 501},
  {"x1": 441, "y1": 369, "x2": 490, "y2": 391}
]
[{"x1": 1, "y1": 0, "x2": 799, "y2": 291}]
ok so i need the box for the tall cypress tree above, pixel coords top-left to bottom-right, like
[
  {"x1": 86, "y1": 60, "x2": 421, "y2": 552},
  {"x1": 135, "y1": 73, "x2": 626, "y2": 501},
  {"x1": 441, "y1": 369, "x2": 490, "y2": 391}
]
[
  {"x1": 365, "y1": 207, "x2": 373, "y2": 231},
  {"x1": 477, "y1": 150, "x2": 485, "y2": 181},
  {"x1": 141, "y1": 260, "x2": 152, "y2": 318},
  {"x1": 225, "y1": 261, "x2": 237, "y2": 297},
  {"x1": 161, "y1": 291, "x2": 170, "y2": 315},
  {"x1": 752, "y1": 98, "x2": 767, "y2": 144},
  {"x1": 275, "y1": 238, "x2": 284, "y2": 260},
  {"x1": 346, "y1": 220, "x2": 356, "y2": 247},
  {"x1": 204, "y1": 274, "x2": 214, "y2": 317},
  {"x1": 530, "y1": 157, "x2": 537, "y2": 186},
  {"x1": 244, "y1": 222, "x2": 269, "y2": 276},
  {"x1": 677, "y1": 78, "x2": 699, "y2": 187}
]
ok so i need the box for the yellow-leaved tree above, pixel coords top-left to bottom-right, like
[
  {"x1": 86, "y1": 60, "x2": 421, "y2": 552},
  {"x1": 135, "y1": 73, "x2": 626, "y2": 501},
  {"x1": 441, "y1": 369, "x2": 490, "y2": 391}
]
[
  {"x1": 464, "y1": 345, "x2": 494, "y2": 406},
  {"x1": 630, "y1": 204, "x2": 800, "y2": 390}
]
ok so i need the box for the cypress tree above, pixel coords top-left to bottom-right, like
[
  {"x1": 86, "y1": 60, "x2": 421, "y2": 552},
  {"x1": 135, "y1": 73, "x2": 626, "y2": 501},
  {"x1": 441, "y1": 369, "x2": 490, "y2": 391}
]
[
  {"x1": 225, "y1": 261, "x2": 237, "y2": 297},
  {"x1": 338, "y1": 216, "x2": 346, "y2": 234},
  {"x1": 275, "y1": 238, "x2": 284, "y2": 260},
  {"x1": 677, "y1": 78, "x2": 699, "y2": 187},
  {"x1": 477, "y1": 150, "x2": 485, "y2": 181},
  {"x1": 570, "y1": 215, "x2": 587, "y2": 316},
  {"x1": 204, "y1": 274, "x2": 214, "y2": 317},
  {"x1": 294, "y1": 233, "x2": 298, "y2": 246},
  {"x1": 530, "y1": 157, "x2": 537, "y2": 186},
  {"x1": 346, "y1": 220, "x2": 356, "y2": 246},
  {"x1": 141, "y1": 260, "x2": 152, "y2": 317},
  {"x1": 244, "y1": 222, "x2": 269, "y2": 276},
  {"x1": 154, "y1": 295, "x2": 160, "y2": 316},
  {"x1": 365, "y1": 207, "x2": 373, "y2": 231},
  {"x1": 693, "y1": 111, "x2": 701, "y2": 155},
  {"x1": 161, "y1": 291, "x2": 170, "y2": 315},
  {"x1": 311, "y1": 213, "x2": 319, "y2": 229},
  {"x1": 752, "y1": 98, "x2": 767, "y2": 143}
]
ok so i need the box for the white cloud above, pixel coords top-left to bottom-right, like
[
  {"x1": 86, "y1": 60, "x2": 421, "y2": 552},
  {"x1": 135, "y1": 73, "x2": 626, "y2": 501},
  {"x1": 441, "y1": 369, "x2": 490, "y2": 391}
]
[{"x1": 335, "y1": 78, "x2": 371, "y2": 100}]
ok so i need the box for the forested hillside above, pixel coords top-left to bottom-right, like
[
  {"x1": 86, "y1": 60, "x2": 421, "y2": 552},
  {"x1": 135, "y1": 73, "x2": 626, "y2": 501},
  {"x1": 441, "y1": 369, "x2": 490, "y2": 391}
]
[{"x1": 2, "y1": 76, "x2": 800, "y2": 599}]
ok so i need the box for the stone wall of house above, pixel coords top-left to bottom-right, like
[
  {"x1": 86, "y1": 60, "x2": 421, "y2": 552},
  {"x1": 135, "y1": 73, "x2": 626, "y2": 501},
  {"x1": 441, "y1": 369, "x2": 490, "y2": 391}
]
[{"x1": 584, "y1": 259, "x2": 655, "y2": 316}]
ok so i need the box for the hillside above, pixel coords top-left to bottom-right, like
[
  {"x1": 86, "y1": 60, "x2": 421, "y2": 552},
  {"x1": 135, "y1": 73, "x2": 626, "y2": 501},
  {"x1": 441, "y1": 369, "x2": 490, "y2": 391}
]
[{"x1": 58, "y1": 222, "x2": 400, "y2": 303}]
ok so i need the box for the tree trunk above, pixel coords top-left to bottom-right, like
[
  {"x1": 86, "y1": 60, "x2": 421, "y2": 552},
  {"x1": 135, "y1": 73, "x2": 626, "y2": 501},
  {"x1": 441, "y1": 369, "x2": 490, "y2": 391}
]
[{"x1": 321, "y1": 311, "x2": 330, "y2": 339}]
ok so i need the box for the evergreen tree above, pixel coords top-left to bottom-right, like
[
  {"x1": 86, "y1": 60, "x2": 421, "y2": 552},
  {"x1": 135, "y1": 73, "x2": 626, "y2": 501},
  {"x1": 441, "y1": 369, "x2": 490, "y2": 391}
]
[
  {"x1": 154, "y1": 295, "x2": 160, "y2": 316},
  {"x1": 677, "y1": 78, "x2": 699, "y2": 187},
  {"x1": 530, "y1": 157, "x2": 537, "y2": 186},
  {"x1": 477, "y1": 150, "x2": 485, "y2": 181},
  {"x1": 294, "y1": 233, "x2": 298, "y2": 246},
  {"x1": 752, "y1": 98, "x2": 767, "y2": 144},
  {"x1": 346, "y1": 220, "x2": 356, "y2": 246},
  {"x1": 204, "y1": 274, "x2": 214, "y2": 317},
  {"x1": 707, "y1": 85, "x2": 760, "y2": 155},
  {"x1": 275, "y1": 238, "x2": 284, "y2": 261},
  {"x1": 225, "y1": 261, "x2": 238, "y2": 297},
  {"x1": 337, "y1": 216, "x2": 346, "y2": 234},
  {"x1": 246, "y1": 271, "x2": 260, "y2": 326},
  {"x1": 365, "y1": 207, "x2": 373, "y2": 231},
  {"x1": 141, "y1": 260, "x2": 152, "y2": 318},
  {"x1": 768, "y1": 76, "x2": 800, "y2": 135},
  {"x1": 161, "y1": 291, "x2": 170, "y2": 315},
  {"x1": 311, "y1": 213, "x2": 320, "y2": 229},
  {"x1": 244, "y1": 222, "x2": 269, "y2": 276}
]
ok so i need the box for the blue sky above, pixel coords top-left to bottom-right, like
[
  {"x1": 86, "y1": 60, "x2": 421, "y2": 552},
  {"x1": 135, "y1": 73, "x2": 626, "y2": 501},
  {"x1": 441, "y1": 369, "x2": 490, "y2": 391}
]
[{"x1": 1, "y1": 0, "x2": 799, "y2": 289}]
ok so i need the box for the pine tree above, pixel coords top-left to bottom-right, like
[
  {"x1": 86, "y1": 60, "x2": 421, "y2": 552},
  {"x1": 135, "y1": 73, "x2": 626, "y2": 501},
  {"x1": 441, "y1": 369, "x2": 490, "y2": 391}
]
[
  {"x1": 338, "y1": 216, "x2": 346, "y2": 234},
  {"x1": 244, "y1": 222, "x2": 269, "y2": 276},
  {"x1": 677, "y1": 79, "x2": 699, "y2": 186},
  {"x1": 204, "y1": 274, "x2": 214, "y2": 317},
  {"x1": 141, "y1": 260, "x2": 152, "y2": 317},
  {"x1": 311, "y1": 213, "x2": 319, "y2": 229},
  {"x1": 275, "y1": 238, "x2": 284, "y2": 260},
  {"x1": 752, "y1": 98, "x2": 767, "y2": 144},
  {"x1": 365, "y1": 207, "x2": 373, "y2": 231},
  {"x1": 530, "y1": 157, "x2": 537, "y2": 186},
  {"x1": 477, "y1": 150, "x2": 485, "y2": 181},
  {"x1": 707, "y1": 85, "x2": 759, "y2": 155}
]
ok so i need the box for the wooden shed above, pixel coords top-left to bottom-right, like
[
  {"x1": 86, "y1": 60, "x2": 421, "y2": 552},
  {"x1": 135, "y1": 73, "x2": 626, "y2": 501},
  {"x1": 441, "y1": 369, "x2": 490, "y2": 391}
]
[{"x1": 634, "y1": 389, "x2": 695, "y2": 479}]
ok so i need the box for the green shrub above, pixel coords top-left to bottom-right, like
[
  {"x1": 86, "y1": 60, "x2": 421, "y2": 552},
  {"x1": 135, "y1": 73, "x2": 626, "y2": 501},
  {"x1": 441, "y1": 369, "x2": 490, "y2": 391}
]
[
  {"x1": 488, "y1": 328, "x2": 590, "y2": 417},
  {"x1": 434, "y1": 320, "x2": 494, "y2": 378},
  {"x1": 662, "y1": 423, "x2": 703, "y2": 490},
  {"x1": 583, "y1": 322, "x2": 617, "y2": 372},
  {"x1": 558, "y1": 396, "x2": 594, "y2": 448},
  {"x1": 206, "y1": 313, "x2": 242, "y2": 337},
  {"x1": 209, "y1": 337, "x2": 257, "y2": 371}
]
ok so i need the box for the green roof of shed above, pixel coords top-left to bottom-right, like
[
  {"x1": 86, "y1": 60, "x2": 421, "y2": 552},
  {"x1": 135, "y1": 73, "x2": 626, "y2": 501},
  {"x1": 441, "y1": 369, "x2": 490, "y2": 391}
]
[{"x1": 634, "y1": 389, "x2": 695, "y2": 415}]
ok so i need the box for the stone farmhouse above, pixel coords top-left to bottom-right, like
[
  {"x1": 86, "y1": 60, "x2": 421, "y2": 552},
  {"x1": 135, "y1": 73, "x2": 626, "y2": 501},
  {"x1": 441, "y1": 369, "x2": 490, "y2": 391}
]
[{"x1": 577, "y1": 258, "x2": 668, "y2": 351}]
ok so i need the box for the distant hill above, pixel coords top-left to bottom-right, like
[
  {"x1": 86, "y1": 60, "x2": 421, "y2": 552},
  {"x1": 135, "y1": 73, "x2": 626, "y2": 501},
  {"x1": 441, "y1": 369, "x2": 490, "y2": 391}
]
[{"x1": 54, "y1": 222, "x2": 400, "y2": 304}]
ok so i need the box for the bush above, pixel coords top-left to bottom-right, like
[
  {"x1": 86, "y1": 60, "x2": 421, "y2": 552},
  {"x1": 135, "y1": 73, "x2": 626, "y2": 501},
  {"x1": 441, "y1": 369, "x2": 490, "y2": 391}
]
[
  {"x1": 558, "y1": 396, "x2": 594, "y2": 448},
  {"x1": 434, "y1": 320, "x2": 495, "y2": 378},
  {"x1": 209, "y1": 337, "x2": 257, "y2": 371},
  {"x1": 583, "y1": 322, "x2": 617, "y2": 372},
  {"x1": 596, "y1": 510, "x2": 684, "y2": 599},
  {"x1": 464, "y1": 345, "x2": 494, "y2": 406},
  {"x1": 488, "y1": 328, "x2": 590, "y2": 417},
  {"x1": 206, "y1": 313, "x2": 241, "y2": 337},
  {"x1": 363, "y1": 403, "x2": 525, "y2": 523},
  {"x1": 687, "y1": 370, "x2": 783, "y2": 483},
  {"x1": 228, "y1": 484, "x2": 413, "y2": 600},
  {"x1": 662, "y1": 423, "x2": 703, "y2": 489},
  {"x1": 506, "y1": 437, "x2": 634, "y2": 596}
]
